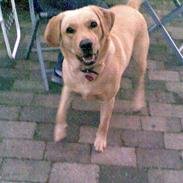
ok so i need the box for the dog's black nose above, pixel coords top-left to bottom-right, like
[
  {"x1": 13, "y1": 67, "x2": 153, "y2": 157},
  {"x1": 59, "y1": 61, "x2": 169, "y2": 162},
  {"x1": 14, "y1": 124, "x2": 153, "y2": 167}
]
[{"x1": 79, "y1": 39, "x2": 93, "y2": 51}]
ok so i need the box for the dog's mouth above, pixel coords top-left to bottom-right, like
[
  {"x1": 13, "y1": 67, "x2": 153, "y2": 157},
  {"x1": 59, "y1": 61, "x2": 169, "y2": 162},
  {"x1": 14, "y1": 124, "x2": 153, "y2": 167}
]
[{"x1": 76, "y1": 51, "x2": 99, "y2": 66}]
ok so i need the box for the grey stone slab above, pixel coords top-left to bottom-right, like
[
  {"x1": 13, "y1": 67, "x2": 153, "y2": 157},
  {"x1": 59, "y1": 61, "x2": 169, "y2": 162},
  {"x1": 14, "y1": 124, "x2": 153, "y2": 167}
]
[
  {"x1": 91, "y1": 146, "x2": 136, "y2": 167},
  {"x1": 0, "y1": 92, "x2": 33, "y2": 106},
  {"x1": 137, "y1": 149, "x2": 183, "y2": 169},
  {"x1": 79, "y1": 126, "x2": 121, "y2": 146},
  {"x1": 45, "y1": 142, "x2": 90, "y2": 163},
  {"x1": 0, "y1": 106, "x2": 20, "y2": 120},
  {"x1": 36, "y1": 123, "x2": 79, "y2": 142},
  {"x1": 0, "y1": 139, "x2": 45, "y2": 160},
  {"x1": 20, "y1": 106, "x2": 56, "y2": 123},
  {"x1": 0, "y1": 121, "x2": 36, "y2": 139},
  {"x1": 148, "y1": 169, "x2": 183, "y2": 183},
  {"x1": 13, "y1": 80, "x2": 44, "y2": 92},
  {"x1": 49, "y1": 163, "x2": 99, "y2": 183},
  {"x1": 32, "y1": 94, "x2": 60, "y2": 108},
  {"x1": 120, "y1": 130, "x2": 164, "y2": 148},
  {"x1": 1, "y1": 159, "x2": 50, "y2": 182},
  {"x1": 100, "y1": 166, "x2": 148, "y2": 183}
]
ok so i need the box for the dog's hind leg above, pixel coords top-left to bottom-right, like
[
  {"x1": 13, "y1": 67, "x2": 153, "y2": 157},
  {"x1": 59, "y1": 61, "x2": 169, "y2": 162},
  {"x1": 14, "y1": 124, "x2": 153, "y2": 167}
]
[
  {"x1": 94, "y1": 97, "x2": 115, "y2": 152},
  {"x1": 132, "y1": 31, "x2": 149, "y2": 112},
  {"x1": 54, "y1": 86, "x2": 73, "y2": 142}
]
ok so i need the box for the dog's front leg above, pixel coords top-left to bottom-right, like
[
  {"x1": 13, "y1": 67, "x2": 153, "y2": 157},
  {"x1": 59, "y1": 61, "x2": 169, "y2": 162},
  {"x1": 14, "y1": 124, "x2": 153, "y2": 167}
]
[
  {"x1": 54, "y1": 86, "x2": 72, "y2": 142},
  {"x1": 94, "y1": 97, "x2": 115, "y2": 152}
]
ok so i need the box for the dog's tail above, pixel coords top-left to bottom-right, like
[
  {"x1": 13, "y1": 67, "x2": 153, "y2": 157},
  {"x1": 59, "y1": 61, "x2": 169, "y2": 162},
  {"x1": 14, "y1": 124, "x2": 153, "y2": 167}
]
[{"x1": 127, "y1": 0, "x2": 144, "y2": 10}]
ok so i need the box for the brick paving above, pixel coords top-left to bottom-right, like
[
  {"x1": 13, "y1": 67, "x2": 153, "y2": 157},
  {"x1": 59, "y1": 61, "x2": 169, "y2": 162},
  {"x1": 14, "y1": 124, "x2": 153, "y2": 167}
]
[{"x1": 0, "y1": 3, "x2": 183, "y2": 183}]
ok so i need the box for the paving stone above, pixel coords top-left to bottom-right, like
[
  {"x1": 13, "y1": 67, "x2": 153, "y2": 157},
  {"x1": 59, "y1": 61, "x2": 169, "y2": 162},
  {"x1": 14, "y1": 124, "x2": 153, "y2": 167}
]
[
  {"x1": 0, "y1": 106, "x2": 20, "y2": 120},
  {"x1": 43, "y1": 52, "x2": 58, "y2": 62},
  {"x1": 0, "y1": 181, "x2": 21, "y2": 183},
  {"x1": 121, "y1": 130, "x2": 164, "y2": 148},
  {"x1": 32, "y1": 94, "x2": 60, "y2": 108},
  {"x1": 166, "y1": 82, "x2": 183, "y2": 93},
  {"x1": 179, "y1": 71, "x2": 183, "y2": 81},
  {"x1": 117, "y1": 88, "x2": 134, "y2": 100},
  {"x1": 168, "y1": 26, "x2": 183, "y2": 40},
  {"x1": 175, "y1": 92, "x2": 183, "y2": 104},
  {"x1": 141, "y1": 117, "x2": 182, "y2": 132},
  {"x1": 137, "y1": 149, "x2": 183, "y2": 169},
  {"x1": 1, "y1": 159, "x2": 50, "y2": 182},
  {"x1": 165, "y1": 133, "x2": 183, "y2": 150},
  {"x1": 0, "y1": 158, "x2": 2, "y2": 167},
  {"x1": 147, "y1": 60, "x2": 165, "y2": 70},
  {"x1": 114, "y1": 100, "x2": 148, "y2": 115},
  {"x1": 13, "y1": 80, "x2": 44, "y2": 92},
  {"x1": 148, "y1": 71, "x2": 180, "y2": 81},
  {"x1": 149, "y1": 103, "x2": 183, "y2": 118},
  {"x1": 91, "y1": 146, "x2": 136, "y2": 167},
  {"x1": 120, "y1": 77, "x2": 132, "y2": 89},
  {"x1": 146, "y1": 80, "x2": 166, "y2": 91},
  {"x1": 79, "y1": 126, "x2": 121, "y2": 146},
  {"x1": 0, "y1": 50, "x2": 8, "y2": 59},
  {"x1": 35, "y1": 123, "x2": 79, "y2": 142},
  {"x1": 172, "y1": 105, "x2": 183, "y2": 118},
  {"x1": 67, "y1": 109, "x2": 100, "y2": 127},
  {"x1": 148, "y1": 169, "x2": 183, "y2": 183},
  {"x1": 100, "y1": 166, "x2": 148, "y2": 183},
  {"x1": 111, "y1": 115, "x2": 141, "y2": 130},
  {"x1": 0, "y1": 58, "x2": 15, "y2": 68},
  {"x1": 72, "y1": 98, "x2": 148, "y2": 114},
  {"x1": 0, "y1": 121, "x2": 36, "y2": 139},
  {"x1": 72, "y1": 98, "x2": 99, "y2": 111},
  {"x1": 20, "y1": 106, "x2": 56, "y2": 123},
  {"x1": 0, "y1": 68, "x2": 28, "y2": 79},
  {"x1": 15, "y1": 59, "x2": 40, "y2": 71},
  {"x1": 0, "y1": 139, "x2": 45, "y2": 160},
  {"x1": 29, "y1": 70, "x2": 42, "y2": 81},
  {"x1": 147, "y1": 91, "x2": 175, "y2": 104},
  {"x1": 0, "y1": 92, "x2": 33, "y2": 106},
  {"x1": 72, "y1": 97, "x2": 130, "y2": 112},
  {"x1": 181, "y1": 118, "x2": 183, "y2": 129},
  {"x1": 45, "y1": 142, "x2": 90, "y2": 163},
  {"x1": 49, "y1": 163, "x2": 99, "y2": 183},
  {"x1": 149, "y1": 103, "x2": 172, "y2": 117}
]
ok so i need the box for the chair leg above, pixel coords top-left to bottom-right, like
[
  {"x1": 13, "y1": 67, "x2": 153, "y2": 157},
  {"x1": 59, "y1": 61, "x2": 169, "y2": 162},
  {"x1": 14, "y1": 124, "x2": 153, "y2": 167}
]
[
  {"x1": 148, "y1": 5, "x2": 183, "y2": 33},
  {"x1": 25, "y1": 18, "x2": 39, "y2": 60},
  {"x1": 173, "y1": 0, "x2": 181, "y2": 7},
  {"x1": 36, "y1": 35, "x2": 49, "y2": 91},
  {"x1": 144, "y1": 1, "x2": 183, "y2": 63}
]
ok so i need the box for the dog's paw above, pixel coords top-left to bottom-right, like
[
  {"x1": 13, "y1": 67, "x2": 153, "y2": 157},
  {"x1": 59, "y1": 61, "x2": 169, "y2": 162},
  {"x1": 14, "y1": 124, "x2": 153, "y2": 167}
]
[
  {"x1": 132, "y1": 100, "x2": 145, "y2": 112},
  {"x1": 94, "y1": 135, "x2": 107, "y2": 152},
  {"x1": 54, "y1": 124, "x2": 67, "y2": 142}
]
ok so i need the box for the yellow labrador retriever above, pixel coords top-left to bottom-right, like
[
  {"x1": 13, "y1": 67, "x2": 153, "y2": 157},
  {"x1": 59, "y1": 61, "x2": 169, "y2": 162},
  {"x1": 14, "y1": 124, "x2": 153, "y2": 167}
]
[{"x1": 44, "y1": 0, "x2": 149, "y2": 152}]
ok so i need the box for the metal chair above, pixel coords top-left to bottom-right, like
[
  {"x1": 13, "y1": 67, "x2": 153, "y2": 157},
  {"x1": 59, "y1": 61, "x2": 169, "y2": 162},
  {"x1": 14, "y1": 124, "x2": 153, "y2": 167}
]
[
  {"x1": 143, "y1": 0, "x2": 183, "y2": 63},
  {"x1": 25, "y1": 0, "x2": 63, "y2": 91},
  {"x1": 0, "y1": 0, "x2": 21, "y2": 59}
]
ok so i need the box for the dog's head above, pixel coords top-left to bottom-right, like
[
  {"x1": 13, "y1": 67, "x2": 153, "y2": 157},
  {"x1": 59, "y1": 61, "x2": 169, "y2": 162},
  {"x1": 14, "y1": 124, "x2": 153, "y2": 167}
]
[{"x1": 44, "y1": 6, "x2": 115, "y2": 66}]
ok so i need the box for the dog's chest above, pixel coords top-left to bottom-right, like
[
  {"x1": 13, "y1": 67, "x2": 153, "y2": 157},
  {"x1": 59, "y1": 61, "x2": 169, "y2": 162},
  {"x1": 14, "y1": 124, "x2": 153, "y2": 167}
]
[
  {"x1": 73, "y1": 81, "x2": 114, "y2": 101},
  {"x1": 82, "y1": 90, "x2": 104, "y2": 101}
]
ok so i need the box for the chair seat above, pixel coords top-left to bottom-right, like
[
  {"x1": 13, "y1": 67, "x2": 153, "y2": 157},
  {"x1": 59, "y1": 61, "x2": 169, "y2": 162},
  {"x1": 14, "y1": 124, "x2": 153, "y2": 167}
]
[{"x1": 34, "y1": 0, "x2": 108, "y2": 15}]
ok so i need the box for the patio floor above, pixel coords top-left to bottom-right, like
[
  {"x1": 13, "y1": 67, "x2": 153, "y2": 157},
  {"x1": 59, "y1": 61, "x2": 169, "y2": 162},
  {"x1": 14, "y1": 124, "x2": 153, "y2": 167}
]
[{"x1": 0, "y1": 4, "x2": 183, "y2": 183}]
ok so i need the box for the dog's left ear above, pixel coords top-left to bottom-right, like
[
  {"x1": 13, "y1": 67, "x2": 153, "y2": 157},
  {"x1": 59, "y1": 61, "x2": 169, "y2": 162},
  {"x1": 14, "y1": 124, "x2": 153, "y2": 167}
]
[
  {"x1": 44, "y1": 13, "x2": 64, "y2": 47},
  {"x1": 91, "y1": 6, "x2": 115, "y2": 36}
]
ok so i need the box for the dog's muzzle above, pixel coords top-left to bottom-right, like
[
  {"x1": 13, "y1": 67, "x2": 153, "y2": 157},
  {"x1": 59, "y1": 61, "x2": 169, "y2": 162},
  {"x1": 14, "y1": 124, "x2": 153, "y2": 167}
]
[{"x1": 76, "y1": 50, "x2": 99, "y2": 66}]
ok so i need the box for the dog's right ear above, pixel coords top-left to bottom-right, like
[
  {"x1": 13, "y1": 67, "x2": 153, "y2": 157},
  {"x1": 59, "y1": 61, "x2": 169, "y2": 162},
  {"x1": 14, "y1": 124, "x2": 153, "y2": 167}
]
[
  {"x1": 91, "y1": 6, "x2": 115, "y2": 37},
  {"x1": 44, "y1": 13, "x2": 64, "y2": 47}
]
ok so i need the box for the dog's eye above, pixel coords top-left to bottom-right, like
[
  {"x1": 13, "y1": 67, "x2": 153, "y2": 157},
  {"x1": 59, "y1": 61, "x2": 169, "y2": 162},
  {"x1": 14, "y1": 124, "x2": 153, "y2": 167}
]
[
  {"x1": 90, "y1": 21, "x2": 97, "y2": 29},
  {"x1": 66, "y1": 27, "x2": 76, "y2": 34}
]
